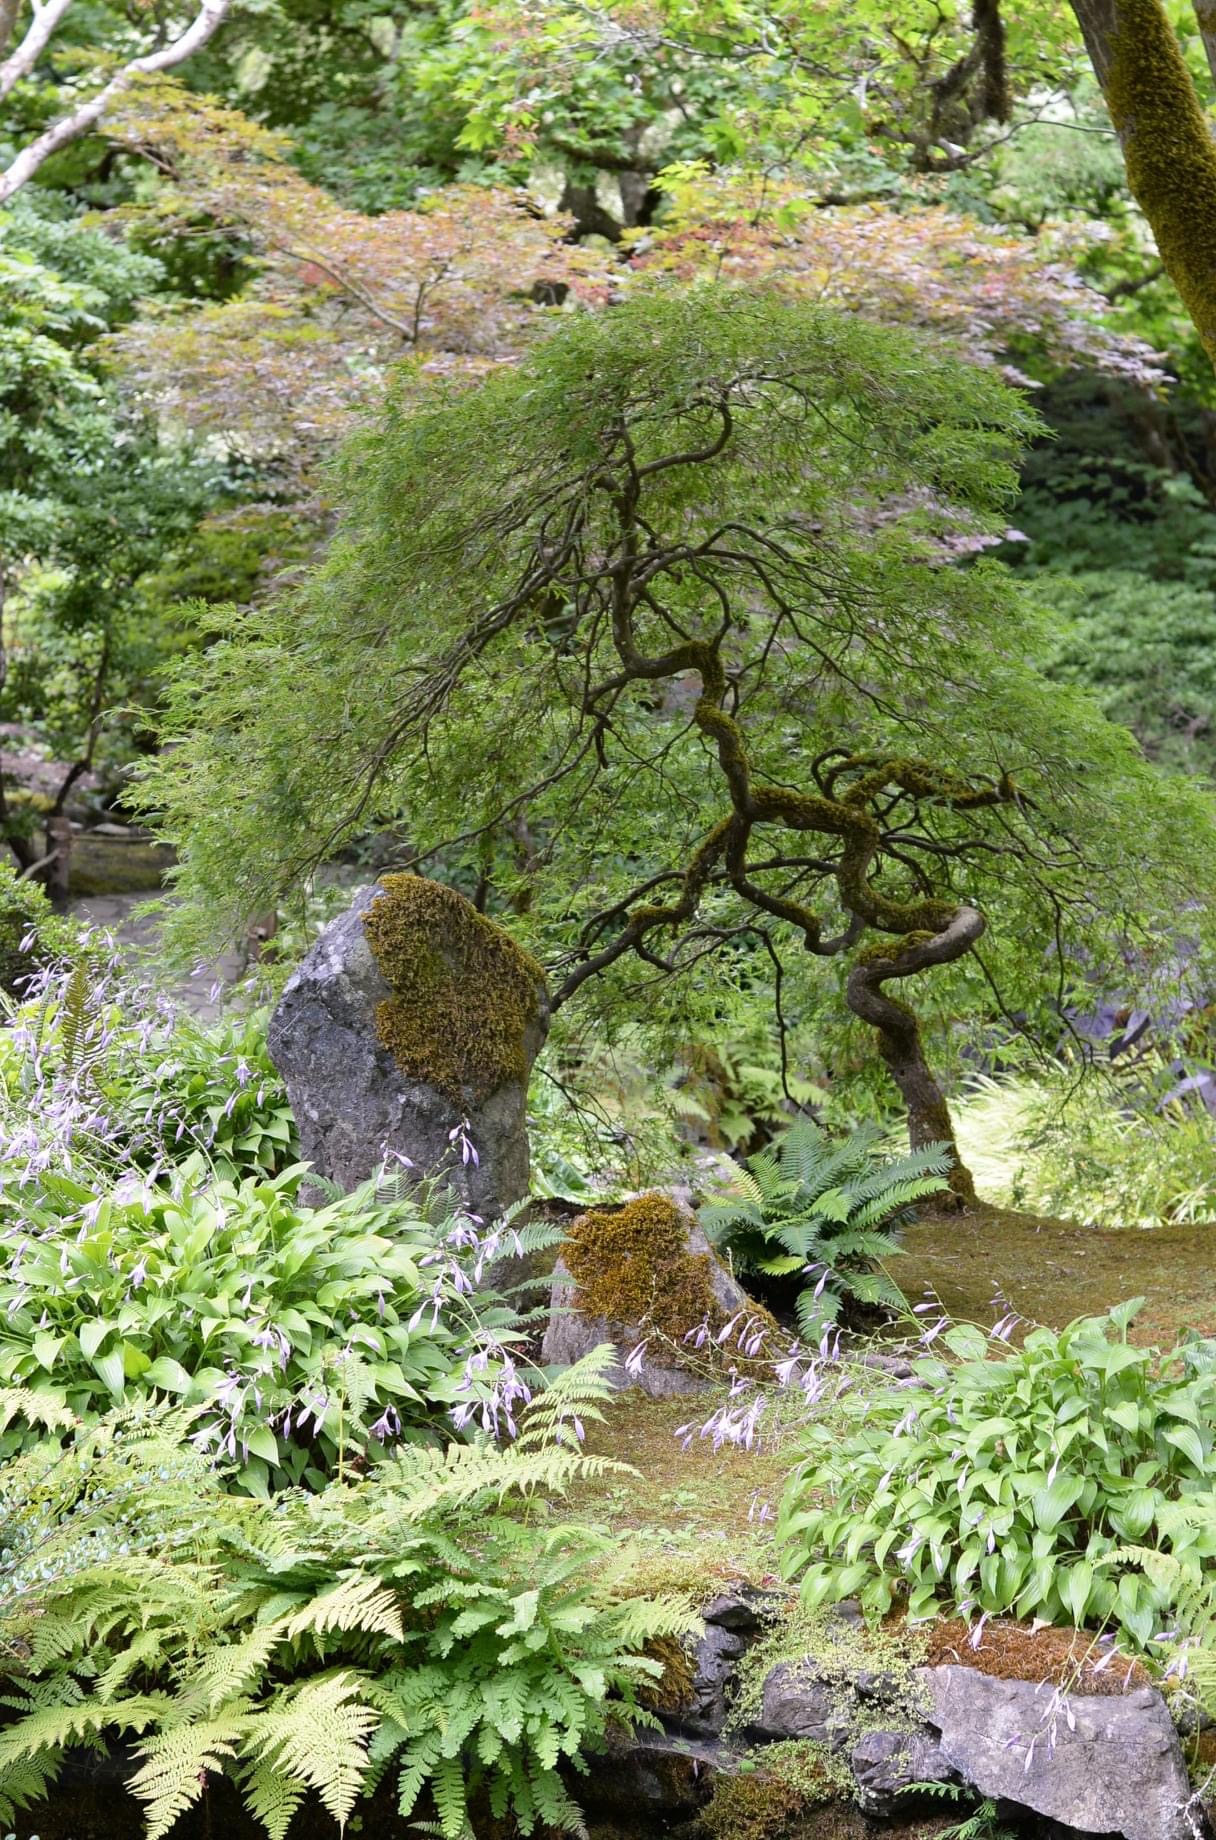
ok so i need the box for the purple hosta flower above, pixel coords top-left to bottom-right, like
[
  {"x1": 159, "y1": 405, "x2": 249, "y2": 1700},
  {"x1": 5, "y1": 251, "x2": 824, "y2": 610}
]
[
  {"x1": 371, "y1": 1403, "x2": 402, "y2": 1443},
  {"x1": 684, "y1": 1315, "x2": 711, "y2": 1351},
  {"x1": 738, "y1": 1314, "x2": 770, "y2": 1360},
  {"x1": 804, "y1": 1263, "x2": 830, "y2": 1302},
  {"x1": 624, "y1": 1341, "x2": 648, "y2": 1380},
  {"x1": 895, "y1": 1533, "x2": 923, "y2": 1566},
  {"x1": 747, "y1": 1492, "x2": 772, "y2": 1524},
  {"x1": 715, "y1": 1312, "x2": 742, "y2": 1349},
  {"x1": 250, "y1": 1323, "x2": 291, "y2": 1371},
  {"x1": 234, "y1": 1060, "x2": 252, "y2": 1088},
  {"x1": 773, "y1": 1347, "x2": 803, "y2": 1387},
  {"x1": 921, "y1": 1315, "x2": 948, "y2": 1347},
  {"x1": 695, "y1": 1389, "x2": 767, "y2": 1452},
  {"x1": 448, "y1": 1120, "x2": 479, "y2": 1167},
  {"x1": 991, "y1": 1311, "x2": 1021, "y2": 1344},
  {"x1": 129, "y1": 1259, "x2": 147, "y2": 1292},
  {"x1": 968, "y1": 1612, "x2": 989, "y2": 1651}
]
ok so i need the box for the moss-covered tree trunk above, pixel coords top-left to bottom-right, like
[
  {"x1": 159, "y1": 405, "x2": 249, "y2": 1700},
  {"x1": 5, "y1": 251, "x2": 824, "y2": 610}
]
[{"x1": 1071, "y1": 0, "x2": 1216, "y2": 363}]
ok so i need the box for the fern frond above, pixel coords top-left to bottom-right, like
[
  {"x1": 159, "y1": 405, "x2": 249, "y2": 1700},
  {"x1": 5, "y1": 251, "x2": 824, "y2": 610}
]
[
  {"x1": 279, "y1": 1572, "x2": 405, "y2": 1645},
  {"x1": 237, "y1": 1758, "x2": 308, "y2": 1840},
  {"x1": 242, "y1": 1671, "x2": 377, "y2": 1830},
  {"x1": 131, "y1": 1710, "x2": 248, "y2": 1840}
]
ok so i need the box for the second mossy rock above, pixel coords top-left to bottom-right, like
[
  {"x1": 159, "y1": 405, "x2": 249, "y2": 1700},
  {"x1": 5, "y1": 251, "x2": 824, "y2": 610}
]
[{"x1": 268, "y1": 875, "x2": 549, "y2": 1215}]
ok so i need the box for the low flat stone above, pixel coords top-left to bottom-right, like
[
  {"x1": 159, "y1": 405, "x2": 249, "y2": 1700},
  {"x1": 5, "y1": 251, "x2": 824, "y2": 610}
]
[{"x1": 920, "y1": 1664, "x2": 1202, "y2": 1840}]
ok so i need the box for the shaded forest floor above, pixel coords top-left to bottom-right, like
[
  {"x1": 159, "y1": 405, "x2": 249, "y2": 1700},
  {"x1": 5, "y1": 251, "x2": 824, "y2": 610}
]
[{"x1": 888, "y1": 1197, "x2": 1216, "y2": 1344}]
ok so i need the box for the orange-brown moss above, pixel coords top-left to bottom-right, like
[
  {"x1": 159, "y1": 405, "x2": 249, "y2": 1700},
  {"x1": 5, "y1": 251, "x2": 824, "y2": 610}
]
[
  {"x1": 561, "y1": 1193, "x2": 779, "y2": 1373},
  {"x1": 922, "y1": 1616, "x2": 1151, "y2": 1694},
  {"x1": 362, "y1": 873, "x2": 545, "y2": 1103}
]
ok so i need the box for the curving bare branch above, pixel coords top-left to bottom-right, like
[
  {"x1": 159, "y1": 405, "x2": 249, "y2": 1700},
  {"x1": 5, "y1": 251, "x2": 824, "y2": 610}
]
[{"x1": 0, "y1": 0, "x2": 234, "y2": 203}]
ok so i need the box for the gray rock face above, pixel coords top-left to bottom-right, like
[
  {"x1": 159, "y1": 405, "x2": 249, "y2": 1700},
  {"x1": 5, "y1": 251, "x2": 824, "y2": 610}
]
[
  {"x1": 921, "y1": 1664, "x2": 1201, "y2": 1840},
  {"x1": 850, "y1": 1729, "x2": 955, "y2": 1812},
  {"x1": 267, "y1": 883, "x2": 547, "y2": 1218},
  {"x1": 754, "y1": 1662, "x2": 849, "y2": 1748},
  {"x1": 540, "y1": 1213, "x2": 757, "y2": 1397}
]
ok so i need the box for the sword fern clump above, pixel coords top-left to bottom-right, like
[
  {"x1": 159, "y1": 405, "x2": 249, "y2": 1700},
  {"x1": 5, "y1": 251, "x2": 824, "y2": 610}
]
[
  {"x1": 699, "y1": 1117, "x2": 951, "y2": 1335},
  {"x1": 0, "y1": 1351, "x2": 700, "y2": 1840}
]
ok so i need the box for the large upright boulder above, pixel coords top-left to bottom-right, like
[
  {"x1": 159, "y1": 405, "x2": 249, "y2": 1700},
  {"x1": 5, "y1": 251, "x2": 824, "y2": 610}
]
[{"x1": 267, "y1": 875, "x2": 548, "y2": 1216}]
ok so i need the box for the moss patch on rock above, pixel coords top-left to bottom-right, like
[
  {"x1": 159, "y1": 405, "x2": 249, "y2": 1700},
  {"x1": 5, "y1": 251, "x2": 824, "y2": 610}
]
[
  {"x1": 701, "y1": 1742, "x2": 849, "y2": 1840},
  {"x1": 362, "y1": 873, "x2": 545, "y2": 1104},
  {"x1": 561, "y1": 1193, "x2": 778, "y2": 1374}
]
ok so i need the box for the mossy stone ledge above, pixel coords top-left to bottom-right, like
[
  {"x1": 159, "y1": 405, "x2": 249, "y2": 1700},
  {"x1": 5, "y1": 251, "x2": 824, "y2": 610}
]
[{"x1": 541, "y1": 1192, "x2": 779, "y2": 1396}]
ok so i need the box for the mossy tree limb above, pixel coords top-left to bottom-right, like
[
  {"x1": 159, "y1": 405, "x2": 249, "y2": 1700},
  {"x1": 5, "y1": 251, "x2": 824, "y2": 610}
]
[{"x1": 1071, "y1": 0, "x2": 1216, "y2": 363}]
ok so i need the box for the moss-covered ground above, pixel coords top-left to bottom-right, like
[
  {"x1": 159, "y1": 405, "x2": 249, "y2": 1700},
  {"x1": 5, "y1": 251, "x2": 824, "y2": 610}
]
[{"x1": 886, "y1": 1196, "x2": 1216, "y2": 1345}]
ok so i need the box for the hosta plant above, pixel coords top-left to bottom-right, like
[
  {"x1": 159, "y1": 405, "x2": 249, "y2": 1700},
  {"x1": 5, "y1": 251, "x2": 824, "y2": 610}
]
[
  {"x1": 0, "y1": 1158, "x2": 539, "y2": 1493},
  {"x1": 778, "y1": 1300, "x2": 1216, "y2": 1646},
  {"x1": 699, "y1": 1118, "x2": 950, "y2": 1333},
  {"x1": 112, "y1": 1006, "x2": 298, "y2": 1181},
  {"x1": 0, "y1": 949, "x2": 296, "y2": 1186},
  {"x1": 0, "y1": 1354, "x2": 698, "y2": 1840}
]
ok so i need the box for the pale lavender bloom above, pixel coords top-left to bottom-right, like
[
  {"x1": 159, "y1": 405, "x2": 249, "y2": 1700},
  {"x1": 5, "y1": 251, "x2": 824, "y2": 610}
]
[
  {"x1": 371, "y1": 1404, "x2": 402, "y2": 1442},
  {"x1": 624, "y1": 1341, "x2": 648, "y2": 1379}
]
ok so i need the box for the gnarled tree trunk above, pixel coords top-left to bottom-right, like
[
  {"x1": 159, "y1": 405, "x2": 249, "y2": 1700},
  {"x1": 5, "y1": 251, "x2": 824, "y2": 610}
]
[{"x1": 845, "y1": 907, "x2": 984, "y2": 1203}]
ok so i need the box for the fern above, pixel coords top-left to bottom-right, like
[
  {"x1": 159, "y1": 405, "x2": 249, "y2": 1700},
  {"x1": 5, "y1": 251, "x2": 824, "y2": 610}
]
[
  {"x1": 0, "y1": 1381, "x2": 696, "y2": 1838},
  {"x1": 700, "y1": 1116, "x2": 950, "y2": 1331}
]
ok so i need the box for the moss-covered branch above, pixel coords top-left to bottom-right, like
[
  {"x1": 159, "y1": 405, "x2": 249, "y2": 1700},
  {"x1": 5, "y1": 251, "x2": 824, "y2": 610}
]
[{"x1": 1072, "y1": 0, "x2": 1216, "y2": 361}]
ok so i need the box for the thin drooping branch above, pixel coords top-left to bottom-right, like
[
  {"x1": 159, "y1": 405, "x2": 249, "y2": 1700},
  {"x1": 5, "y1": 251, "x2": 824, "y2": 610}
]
[
  {"x1": 0, "y1": 0, "x2": 74, "y2": 99},
  {"x1": 0, "y1": 0, "x2": 234, "y2": 203}
]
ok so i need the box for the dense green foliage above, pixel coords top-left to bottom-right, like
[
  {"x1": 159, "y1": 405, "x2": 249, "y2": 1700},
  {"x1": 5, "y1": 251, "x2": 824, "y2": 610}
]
[
  {"x1": 699, "y1": 1119, "x2": 950, "y2": 1333},
  {"x1": 778, "y1": 1302, "x2": 1216, "y2": 1643},
  {"x1": 136, "y1": 288, "x2": 1216, "y2": 1186},
  {"x1": 0, "y1": 1160, "x2": 534, "y2": 1493},
  {"x1": 955, "y1": 1073, "x2": 1216, "y2": 1230},
  {"x1": 0, "y1": 1361, "x2": 697, "y2": 1839}
]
